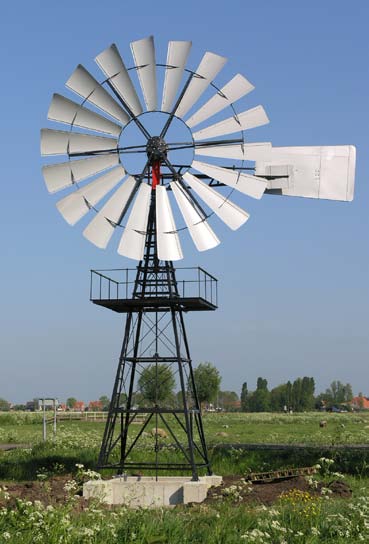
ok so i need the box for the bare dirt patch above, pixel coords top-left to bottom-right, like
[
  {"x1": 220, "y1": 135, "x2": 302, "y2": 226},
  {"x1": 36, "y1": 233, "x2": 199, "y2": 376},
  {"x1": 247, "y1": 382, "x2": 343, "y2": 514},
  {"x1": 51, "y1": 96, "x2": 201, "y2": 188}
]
[
  {"x1": 0, "y1": 474, "x2": 352, "y2": 509},
  {"x1": 205, "y1": 475, "x2": 352, "y2": 506},
  {"x1": 0, "y1": 476, "x2": 89, "y2": 510}
]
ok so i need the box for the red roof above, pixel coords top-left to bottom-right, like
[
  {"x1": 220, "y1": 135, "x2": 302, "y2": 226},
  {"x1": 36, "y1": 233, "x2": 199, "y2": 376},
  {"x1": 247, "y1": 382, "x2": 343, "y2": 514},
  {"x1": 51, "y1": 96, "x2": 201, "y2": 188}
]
[
  {"x1": 88, "y1": 400, "x2": 103, "y2": 410},
  {"x1": 351, "y1": 396, "x2": 369, "y2": 409}
]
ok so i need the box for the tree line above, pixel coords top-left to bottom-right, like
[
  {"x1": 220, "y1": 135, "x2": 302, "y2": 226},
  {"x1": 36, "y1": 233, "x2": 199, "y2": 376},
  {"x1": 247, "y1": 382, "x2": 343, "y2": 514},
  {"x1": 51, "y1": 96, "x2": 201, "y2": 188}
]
[
  {"x1": 240, "y1": 378, "x2": 354, "y2": 412},
  {"x1": 0, "y1": 363, "x2": 357, "y2": 413}
]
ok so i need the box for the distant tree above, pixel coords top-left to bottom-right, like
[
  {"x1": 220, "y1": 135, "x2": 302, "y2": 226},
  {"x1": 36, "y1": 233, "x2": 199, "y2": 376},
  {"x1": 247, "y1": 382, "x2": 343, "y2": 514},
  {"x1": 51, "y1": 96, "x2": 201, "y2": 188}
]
[
  {"x1": 248, "y1": 378, "x2": 270, "y2": 412},
  {"x1": 66, "y1": 397, "x2": 77, "y2": 409},
  {"x1": 320, "y1": 381, "x2": 354, "y2": 408},
  {"x1": 192, "y1": 362, "x2": 221, "y2": 407},
  {"x1": 132, "y1": 391, "x2": 143, "y2": 407},
  {"x1": 270, "y1": 384, "x2": 289, "y2": 411},
  {"x1": 240, "y1": 382, "x2": 249, "y2": 412},
  {"x1": 218, "y1": 391, "x2": 239, "y2": 411},
  {"x1": 138, "y1": 364, "x2": 175, "y2": 405},
  {"x1": 286, "y1": 377, "x2": 315, "y2": 411},
  {"x1": 12, "y1": 404, "x2": 26, "y2": 411},
  {"x1": 99, "y1": 395, "x2": 110, "y2": 411},
  {"x1": 286, "y1": 381, "x2": 292, "y2": 410},
  {"x1": 300, "y1": 377, "x2": 315, "y2": 411},
  {"x1": 0, "y1": 398, "x2": 10, "y2": 411},
  {"x1": 291, "y1": 378, "x2": 302, "y2": 411},
  {"x1": 269, "y1": 377, "x2": 315, "y2": 412},
  {"x1": 344, "y1": 383, "x2": 353, "y2": 402}
]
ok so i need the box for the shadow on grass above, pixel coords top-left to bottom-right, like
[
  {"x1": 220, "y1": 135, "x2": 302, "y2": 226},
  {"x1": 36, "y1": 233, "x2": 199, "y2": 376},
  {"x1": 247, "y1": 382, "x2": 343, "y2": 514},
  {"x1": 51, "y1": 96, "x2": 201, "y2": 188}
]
[
  {"x1": 2, "y1": 442, "x2": 369, "y2": 481},
  {"x1": 210, "y1": 446, "x2": 369, "y2": 477},
  {"x1": 0, "y1": 443, "x2": 99, "y2": 480}
]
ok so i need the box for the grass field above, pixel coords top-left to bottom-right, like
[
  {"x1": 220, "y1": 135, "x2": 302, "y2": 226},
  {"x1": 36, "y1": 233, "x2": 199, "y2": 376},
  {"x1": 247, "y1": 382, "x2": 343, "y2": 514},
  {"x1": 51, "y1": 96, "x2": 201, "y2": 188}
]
[
  {"x1": 1, "y1": 411, "x2": 369, "y2": 542},
  {"x1": 2, "y1": 410, "x2": 369, "y2": 447}
]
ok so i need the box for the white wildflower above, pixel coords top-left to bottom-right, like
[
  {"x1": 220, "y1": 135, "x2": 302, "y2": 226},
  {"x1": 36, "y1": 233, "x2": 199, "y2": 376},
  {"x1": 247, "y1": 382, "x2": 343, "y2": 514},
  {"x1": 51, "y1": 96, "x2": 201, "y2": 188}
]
[{"x1": 64, "y1": 479, "x2": 79, "y2": 493}]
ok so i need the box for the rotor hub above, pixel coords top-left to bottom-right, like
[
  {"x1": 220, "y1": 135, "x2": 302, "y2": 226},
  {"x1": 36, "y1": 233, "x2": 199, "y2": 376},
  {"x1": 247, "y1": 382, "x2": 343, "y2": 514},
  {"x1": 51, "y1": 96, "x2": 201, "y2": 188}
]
[{"x1": 146, "y1": 136, "x2": 168, "y2": 163}]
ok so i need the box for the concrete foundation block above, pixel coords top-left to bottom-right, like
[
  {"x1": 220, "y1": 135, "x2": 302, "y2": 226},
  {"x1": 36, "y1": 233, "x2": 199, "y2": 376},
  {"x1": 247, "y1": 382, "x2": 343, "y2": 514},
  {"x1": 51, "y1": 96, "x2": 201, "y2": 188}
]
[
  {"x1": 83, "y1": 480, "x2": 112, "y2": 503},
  {"x1": 83, "y1": 475, "x2": 223, "y2": 507},
  {"x1": 183, "y1": 481, "x2": 209, "y2": 504},
  {"x1": 200, "y1": 475, "x2": 223, "y2": 487}
]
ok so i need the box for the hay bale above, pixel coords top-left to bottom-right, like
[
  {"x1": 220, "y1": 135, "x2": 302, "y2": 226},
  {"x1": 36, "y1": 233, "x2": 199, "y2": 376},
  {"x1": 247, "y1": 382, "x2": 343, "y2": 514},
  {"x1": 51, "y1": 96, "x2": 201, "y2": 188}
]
[{"x1": 151, "y1": 427, "x2": 168, "y2": 438}]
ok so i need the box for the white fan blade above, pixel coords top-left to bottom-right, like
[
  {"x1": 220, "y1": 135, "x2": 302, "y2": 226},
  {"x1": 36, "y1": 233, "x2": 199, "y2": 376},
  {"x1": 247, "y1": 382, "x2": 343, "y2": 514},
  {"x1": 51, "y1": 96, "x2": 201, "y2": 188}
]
[
  {"x1": 130, "y1": 36, "x2": 157, "y2": 111},
  {"x1": 183, "y1": 172, "x2": 249, "y2": 230},
  {"x1": 48, "y1": 94, "x2": 121, "y2": 137},
  {"x1": 83, "y1": 176, "x2": 136, "y2": 248},
  {"x1": 95, "y1": 44, "x2": 143, "y2": 116},
  {"x1": 171, "y1": 181, "x2": 220, "y2": 252},
  {"x1": 118, "y1": 183, "x2": 151, "y2": 260},
  {"x1": 156, "y1": 185, "x2": 183, "y2": 261},
  {"x1": 192, "y1": 159, "x2": 266, "y2": 199},
  {"x1": 186, "y1": 74, "x2": 254, "y2": 128},
  {"x1": 196, "y1": 142, "x2": 272, "y2": 161},
  {"x1": 175, "y1": 52, "x2": 227, "y2": 118},
  {"x1": 56, "y1": 165, "x2": 125, "y2": 225},
  {"x1": 40, "y1": 129, "x2": 117, "y2": 156},
  {"x1": 193, "y1": 105, "x2": 269, "y2": 141},
  {"x1": 42, "y1": 154, "x2": 119, "y2": 193},
  {"x1": 66, "y1": 65, "x2": 129, "y2": 125},
  {"x1": 161, "y1": 41, "x2": 192, "y2": 113}
]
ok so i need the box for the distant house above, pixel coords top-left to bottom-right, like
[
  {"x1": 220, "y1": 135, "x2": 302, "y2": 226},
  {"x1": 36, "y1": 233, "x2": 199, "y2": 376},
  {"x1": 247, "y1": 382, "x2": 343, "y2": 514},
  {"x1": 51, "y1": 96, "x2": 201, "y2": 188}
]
[
  {"x1": 88, "y1": 400, "x2": 103, "y2": 411},
  {"x1": 26, "y1": 399, "x2": 59, "y2": 411},
  {"x1": 71, "y1": 401, "x2": 85, "y2": 412},
  {"x1": 350, "y1": 396, "x2": 369, "y2": 410}
]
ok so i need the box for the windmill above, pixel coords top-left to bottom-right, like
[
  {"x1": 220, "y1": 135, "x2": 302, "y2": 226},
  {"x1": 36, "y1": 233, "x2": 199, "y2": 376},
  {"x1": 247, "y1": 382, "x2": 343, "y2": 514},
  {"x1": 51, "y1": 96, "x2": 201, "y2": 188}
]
[{"x1": 41, "y1": 37, "x2": 356, "y2": 480}]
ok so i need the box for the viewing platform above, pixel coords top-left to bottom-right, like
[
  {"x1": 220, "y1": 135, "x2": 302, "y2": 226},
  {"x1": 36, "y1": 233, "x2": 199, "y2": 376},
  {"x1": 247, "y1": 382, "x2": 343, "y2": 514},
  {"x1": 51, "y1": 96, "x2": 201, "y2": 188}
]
[{"x1": 90, "y1": 267, "x2": 218, "y2": 313}]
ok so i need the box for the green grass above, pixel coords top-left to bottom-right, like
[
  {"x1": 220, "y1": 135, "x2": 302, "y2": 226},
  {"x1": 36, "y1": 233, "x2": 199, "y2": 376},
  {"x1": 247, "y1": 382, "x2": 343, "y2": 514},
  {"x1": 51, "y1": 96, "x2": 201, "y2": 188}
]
[
  {"x1": 1, "y1": 477, "x2": 369, "y2": 543},
  {"x1": 2, "y1": 411, "x2": 369, "y2": 542},
  {"x1": 2, "y1": 411, "x2": 369, "y2": 447},
  {"x1": 1, "y1": 411, "x2": 369, "y2": 480},
  {"x1": 3, "y1": 410, "x2": 366, "y2": 450}
]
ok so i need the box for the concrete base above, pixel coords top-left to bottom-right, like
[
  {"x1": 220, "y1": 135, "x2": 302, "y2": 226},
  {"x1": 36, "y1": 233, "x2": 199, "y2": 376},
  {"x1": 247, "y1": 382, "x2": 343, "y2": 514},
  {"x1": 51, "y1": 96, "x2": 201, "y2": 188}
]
[{"x1": 83, "y1": 475, "x2": 222, "y2": 507}]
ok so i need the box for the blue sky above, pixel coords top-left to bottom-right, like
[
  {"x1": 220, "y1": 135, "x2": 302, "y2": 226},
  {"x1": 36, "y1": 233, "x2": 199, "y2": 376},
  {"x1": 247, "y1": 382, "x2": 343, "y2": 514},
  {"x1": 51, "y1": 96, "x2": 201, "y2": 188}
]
[{"x1": 1, "y1": 0, "x2": 368, "y2": 403}]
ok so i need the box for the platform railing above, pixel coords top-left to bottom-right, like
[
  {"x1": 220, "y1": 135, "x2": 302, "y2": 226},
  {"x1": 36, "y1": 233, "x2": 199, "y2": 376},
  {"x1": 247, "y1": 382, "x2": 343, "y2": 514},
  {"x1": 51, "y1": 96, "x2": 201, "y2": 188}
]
[{"x1": 90, "y1": 267, "x2": 218, "y2": 307}]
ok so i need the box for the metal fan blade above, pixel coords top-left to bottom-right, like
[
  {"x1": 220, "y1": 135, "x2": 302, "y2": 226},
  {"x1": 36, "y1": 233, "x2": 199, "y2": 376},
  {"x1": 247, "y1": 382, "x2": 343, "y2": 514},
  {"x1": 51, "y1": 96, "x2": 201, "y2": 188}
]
[
  {"x1": 193, "y1": 105, "x2": 269, "y2": 140},
  {"x1": 118, "y1": 183, "x2": 151, "y2": 260},
  {"x1": 171, "y1": 181, "x2": 220, "y2": 251},
  {"x1": 183, "y1": 172, "x2": 249, "y2": 230},
  {"x1": 156, "y1": 185, "x2": 183, "y2": 261},
  {"x1": 83, "y1": 176, "x2": 136, "y2": 248},
  {"x1": 41, "y1": 128, "x2": 118, "y2": 156},
  {"x1": 186, "y1": 74, "x2": 254, "y2": 128},
  {"x1": 66, "y1": 65, "x2": 129, "y2": 125},
  {"x1": 130, "y1": 36, "x2": 157, "y2": 111},
  {"x1": 48, "y1": 94, "x2": 121, "y2": 137},
  {"x1": 161, "y1": 41, "x2": 192, "y2": 113},
  {"x1": 175, "y1": 52, "x2": 227, "y2": 119},
  {"x1": 192, "y1": 159, "x2": 266, "y2": 199},
  {"x1": 95, "y1": 44, "x2": 143, "y2": 116},
  {"x1": 42, "y1": 154, "x2": 119, "y2": 193},
  {"x1": 40, "y1": 129, "x2": 117, "y2": 156},
  {"x1": 195, "y1": 142, "x2": 272, "y2": 161},
  {"x1": 56, "y1": 165, "x2": 125, "y2": 225}
]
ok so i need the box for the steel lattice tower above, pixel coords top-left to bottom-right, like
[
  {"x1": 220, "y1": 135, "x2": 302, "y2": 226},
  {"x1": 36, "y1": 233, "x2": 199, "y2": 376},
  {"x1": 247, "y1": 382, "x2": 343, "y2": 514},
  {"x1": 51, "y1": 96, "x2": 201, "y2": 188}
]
[{"x1": 94, "y1": 187, "x2": 217, "y2": 480}]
